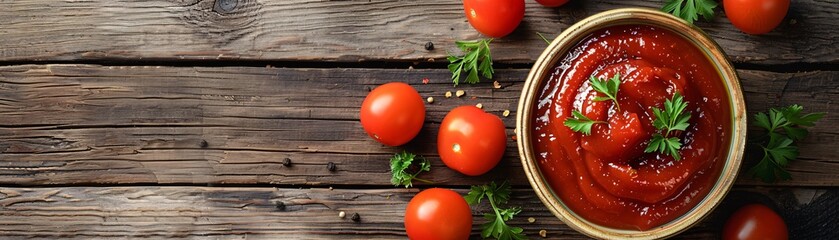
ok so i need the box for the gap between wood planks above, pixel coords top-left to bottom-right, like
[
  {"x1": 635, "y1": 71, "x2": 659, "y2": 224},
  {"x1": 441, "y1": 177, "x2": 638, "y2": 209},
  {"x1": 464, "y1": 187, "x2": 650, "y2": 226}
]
[{"x1": 0, "y1": 59, "x2": 836, "y2": 73}]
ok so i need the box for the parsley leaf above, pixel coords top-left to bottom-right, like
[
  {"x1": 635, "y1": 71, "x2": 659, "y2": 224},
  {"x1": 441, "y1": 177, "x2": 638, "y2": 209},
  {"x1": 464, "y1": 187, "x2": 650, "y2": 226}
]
[
  {"x1": 464, "y1": 181, "x2": 526, "y2": 240},
  {"x1": 589, "y1": 73, "x2": 622, "y2": 111},
  {"x1": 647, "y1": 134, "x2": 684, "y2": 160},
  {"x1": 389, "y1": 151, "x2": 432, "y2": 188},
  {"x1": 748, "y1": 105, "x2": 824, "y2": 182},
  {"x1": 662, "y1": 0, "x2": 718, "y2": 24},
  {"x1": 644, "y1": 93, "x2": 691, "y2": 160},
  {"x1": 448, "y1": 39, "x2": 494, "y2": 86},
  {"x1": 564, "y1": 110, "x2": 605, "y2": 135}
]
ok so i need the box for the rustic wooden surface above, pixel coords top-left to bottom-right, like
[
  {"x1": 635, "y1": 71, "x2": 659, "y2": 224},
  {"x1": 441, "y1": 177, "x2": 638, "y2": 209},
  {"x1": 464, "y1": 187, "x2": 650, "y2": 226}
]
[
  {"x1": 1, "y1": 0, "x2": 837, "y2": 64},
  {"x1": 0, "y1": 186, "x2": 835, "y2": 239},
  {"x1": 0, "y1": 65, "x2": 836, "y2": 187},
  {"x1": 0, "y1": 0, "x2": 836, "y2": 239}
]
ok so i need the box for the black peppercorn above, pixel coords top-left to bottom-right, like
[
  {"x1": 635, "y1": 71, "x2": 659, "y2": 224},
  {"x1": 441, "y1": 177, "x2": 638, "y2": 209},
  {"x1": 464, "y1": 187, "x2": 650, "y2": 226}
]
[
  {"x1": 199, "y1": 140, "x2": 209, "y2": 148},
  {"x1": 424, "y1": 42, "x2": 434, "y2": 51},
  {"x1": 275, "y1": 201, "x2": 286, "y2": 210},
  {"x1": 351, "y1": 212, "x2": 360, "y2": 222},
  {"x1": 282, "y1": 158, "x2": 292, "y2": 167},
  {"x1": 327, "y1": 162, "x2": 337, "y2": 172}
]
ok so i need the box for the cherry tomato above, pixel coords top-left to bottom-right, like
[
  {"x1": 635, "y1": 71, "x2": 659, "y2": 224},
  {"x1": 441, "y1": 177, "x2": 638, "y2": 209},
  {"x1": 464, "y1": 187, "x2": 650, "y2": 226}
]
[
  {"x1": 724, "y1": 0, "x2": 789, "y2": 34},
  {"x1": 535, "y1": 0, "x2": 569, "y2": 7},
  {"x1": 438, "y1": 106, "x2": 507, "y2": 176},
  {"x1": 722, "y1": 204, "x2": 788, "y2": 240},
  {"x1": 405, "y1": 188, "x2": 473, "y2": 240},
  {"x1": 463, "y1": 0, "x2": 525, "y2": 38},
  {"x1": 360, "y1": 82, "x2": 425, "y2": 146}
]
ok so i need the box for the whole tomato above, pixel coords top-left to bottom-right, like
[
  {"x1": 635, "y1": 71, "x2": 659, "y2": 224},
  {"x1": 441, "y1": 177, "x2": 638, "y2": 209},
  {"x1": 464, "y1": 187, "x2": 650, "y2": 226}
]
[
  {"x1": 463, "y1": 0, "x2": 525, "y2": 38},
  {"x1": 438, "y1": 106, "x2": 507, "y2": 176},
  {"x1": 404, "y1": 188, "x2": 473, "y2": 240},
  {"x1": 722, "y1": 204, "x2": 788, "y2": 240},
  {"x1": 535, "y1": 0, "x2": 569, "y2": 7},
  {"x1": 724, "y1": 0, "x2": 790, "y2": 34},
  {"x1": 360, "y1": 82, "x2": 425, "y2": 146}
]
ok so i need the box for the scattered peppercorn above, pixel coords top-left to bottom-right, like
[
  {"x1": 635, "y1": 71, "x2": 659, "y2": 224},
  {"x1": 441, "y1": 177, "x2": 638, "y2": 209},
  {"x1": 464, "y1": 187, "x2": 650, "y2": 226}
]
[
  {"x1": 366, "y1": 86, "x2": 372, "y2": 92},
  {"x1": 282, "y1": 158, "x2": 292, "y2": 167},
  {"x1": 275, "y1": 201, "x2": 286, "y2": 211},
  {"x1": 427, "y1": 97, "x2": 434, "y2": 103},
  {"x1": 424, "y1": 42, "x2": 434, "y2": 51},
  {"x1": 351, "y1": 212, "x2": 361, "y2": 222},
  {"x1": 327, "y1": 162, "x2": 337, "y2": 172},
  {"x1": 339, "y1": 211, "x2": 346, "y2": 218},
  {"x1": 199, "y1": 140, "x2": 209, "y2": 148}
]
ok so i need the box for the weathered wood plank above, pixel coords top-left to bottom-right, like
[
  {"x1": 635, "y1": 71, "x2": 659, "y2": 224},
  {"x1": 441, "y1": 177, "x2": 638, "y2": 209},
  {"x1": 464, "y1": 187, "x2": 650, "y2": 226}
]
[
  {"x1": 0, "y1": 65, "x2": 835, "y2": 186},
  {"x1": 0, "y1": 186, "x2": 835, "y2": 239},
  {"x1": 1, "y1": 0, "x2": 836, "y2": 64}
]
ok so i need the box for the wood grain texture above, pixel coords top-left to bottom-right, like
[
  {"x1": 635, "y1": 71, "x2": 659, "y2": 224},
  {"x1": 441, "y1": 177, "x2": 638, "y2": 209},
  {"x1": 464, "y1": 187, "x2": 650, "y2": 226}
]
[
  {"x1": 1, "y1": 0, "x2": 836, "y2": 64},
  {"x1": 0, "y1": 65, "x2": 835, "y2": 187},
  {"x1": 1, "y1": 186, "x2": 834, "y2": 239}
]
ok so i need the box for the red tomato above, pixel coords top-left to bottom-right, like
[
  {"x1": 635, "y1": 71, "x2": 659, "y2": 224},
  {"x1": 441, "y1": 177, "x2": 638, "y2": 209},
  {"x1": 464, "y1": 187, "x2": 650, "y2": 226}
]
[
  {"x1": 724, "y1": 0, "x2": 789, "y2": 34},
  {"x1": 463, "y1": 0, "x2": 525, "y2": 38},
  {"x1": 535, "y1": 0, "x2": 569, "y2": 7},
  {"x1": 404, "y1": 188, "x2": 473, "y2": 240},
  {"x1": 438, "y1": 106, "x2": 507, "y2": 176},
  {"x1": 360, "y1": 82, "x2": 425, "y2": 146},
  {"x1": 722, "y1": 204, "x2": 788, "y2": 240}
]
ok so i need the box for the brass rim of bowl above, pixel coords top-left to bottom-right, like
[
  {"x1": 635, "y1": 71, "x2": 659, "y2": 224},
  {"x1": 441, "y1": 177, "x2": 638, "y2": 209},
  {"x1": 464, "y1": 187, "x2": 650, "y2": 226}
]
[{"x1": 516, "y1": 8, "x2": 747, "y2": 240}]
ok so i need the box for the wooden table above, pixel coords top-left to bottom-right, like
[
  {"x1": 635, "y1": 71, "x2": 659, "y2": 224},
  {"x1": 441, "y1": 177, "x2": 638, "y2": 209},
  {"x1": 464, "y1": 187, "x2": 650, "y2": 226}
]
[{"x1": 1, "y1": 1, "x2": 836, "y2": 239}]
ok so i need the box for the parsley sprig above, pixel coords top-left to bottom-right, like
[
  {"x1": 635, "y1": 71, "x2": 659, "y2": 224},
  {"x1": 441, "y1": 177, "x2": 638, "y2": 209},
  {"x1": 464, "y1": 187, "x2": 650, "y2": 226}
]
[
  {"x1": 590, "y1": 73, "x2": 622, "y2": 111},
  {"x1": 644, "y1": 93, "x2": 691, "y2": 160},
  {"x1": 389, "y1": 151, "x2": 432, "y2": 188},
  {"x1": 564, "y1": 110, "x2": 605, "y2": 136},
  {"x1": 448, "y1": 39, "x2": 494, "y2": 86},
  {"x1": 749, "y1": 105, "x2": 824, "y2": 182},
  {"x1": 662, "y1": 0, "x2": 718, "y2": 24},
  {"x1": 464, "y1": 181, "x2": 526, "y2": 240},
  {"x1": 563, "y1": 73, "x2": 620, "y2": 135}
]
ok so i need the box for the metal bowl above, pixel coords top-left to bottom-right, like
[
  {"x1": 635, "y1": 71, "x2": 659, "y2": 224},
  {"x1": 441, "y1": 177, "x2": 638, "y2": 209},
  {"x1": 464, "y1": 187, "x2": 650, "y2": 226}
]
[{"x1": 515, "y1": 8, "x2": 747, "y2": 239}]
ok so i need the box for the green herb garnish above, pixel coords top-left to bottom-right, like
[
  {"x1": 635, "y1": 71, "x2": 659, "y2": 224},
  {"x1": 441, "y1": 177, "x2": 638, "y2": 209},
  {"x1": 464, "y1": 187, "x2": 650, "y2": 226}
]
[
  {"x1": 536, "y1": 32, "x2": 551, "y2": 45},
  {"x1": 662, "y1": 0, "x2": 718, "y2": 24},
  {"x1": 389, "y1": 151, "x2": 432, "y2": 188},
  {"x1": 564, "y1": 110, "x2": 605, "y2": 135},
  {"x1": 448, "y1": 39, "x2": 494, "y2": 86},
  {"x1": 645, "y1": 93, "x2": 691, "y2": 160},
  {"x1": 749, "y1": 105, "x2": 824, "y2": 182},
  {"x1": 464, "y1": 181, "x2": 526, "y2": 240},
  {"x1": 590, "y1": 73, "x2": 622, "y2": 111}
]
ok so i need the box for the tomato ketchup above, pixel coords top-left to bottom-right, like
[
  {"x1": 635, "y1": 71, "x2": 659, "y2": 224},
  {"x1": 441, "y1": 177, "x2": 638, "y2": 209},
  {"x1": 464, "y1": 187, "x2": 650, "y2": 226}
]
[{"x1": 532, "y1": 25, "x2": 732, "y2": 230}]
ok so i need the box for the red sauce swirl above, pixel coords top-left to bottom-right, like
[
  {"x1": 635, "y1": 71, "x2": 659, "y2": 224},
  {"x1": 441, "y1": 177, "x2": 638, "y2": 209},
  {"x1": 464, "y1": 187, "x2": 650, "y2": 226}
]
[{"x1": 532, "y1": 25, "x2": 731, "y2": 230}]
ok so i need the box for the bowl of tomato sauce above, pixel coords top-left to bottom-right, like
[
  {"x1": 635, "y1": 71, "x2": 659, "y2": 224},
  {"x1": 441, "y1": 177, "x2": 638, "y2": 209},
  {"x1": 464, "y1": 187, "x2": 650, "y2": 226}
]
[{"x1": 516, "y1": 8, "x2": 747, "y2": 239}]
